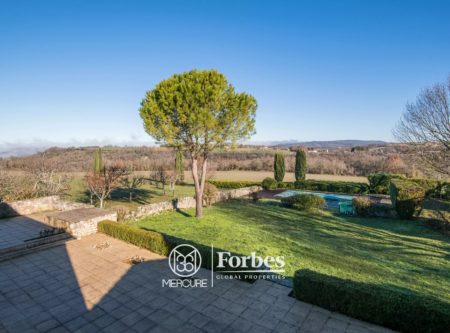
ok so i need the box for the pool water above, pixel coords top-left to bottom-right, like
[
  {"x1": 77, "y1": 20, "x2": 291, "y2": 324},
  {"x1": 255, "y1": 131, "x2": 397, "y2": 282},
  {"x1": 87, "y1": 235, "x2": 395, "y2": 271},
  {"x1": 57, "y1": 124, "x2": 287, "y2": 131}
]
[{"x1": 275, "y1": 190, "x2": 354, "y2": 209}]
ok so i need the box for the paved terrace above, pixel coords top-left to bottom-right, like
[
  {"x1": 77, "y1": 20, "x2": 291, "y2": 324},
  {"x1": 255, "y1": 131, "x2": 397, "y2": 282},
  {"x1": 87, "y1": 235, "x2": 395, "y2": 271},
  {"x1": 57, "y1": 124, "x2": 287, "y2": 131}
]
[
  {"x1": 0, "y1": 214, "x2": 53, "y2": 250},
  {"x1": 0, "y1": 234, "x2": 395, "y2": 333}
]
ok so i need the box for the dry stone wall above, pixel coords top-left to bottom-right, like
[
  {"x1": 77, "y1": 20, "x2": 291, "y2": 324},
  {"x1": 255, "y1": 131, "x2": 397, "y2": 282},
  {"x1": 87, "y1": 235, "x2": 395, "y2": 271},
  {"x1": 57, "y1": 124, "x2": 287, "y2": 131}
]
[
  {"x1": 123, "y1": 186, "x2": 262, "y2": 220},
  {"x1": 0, "y1": 196, "x2": 91, "y2": 218}
]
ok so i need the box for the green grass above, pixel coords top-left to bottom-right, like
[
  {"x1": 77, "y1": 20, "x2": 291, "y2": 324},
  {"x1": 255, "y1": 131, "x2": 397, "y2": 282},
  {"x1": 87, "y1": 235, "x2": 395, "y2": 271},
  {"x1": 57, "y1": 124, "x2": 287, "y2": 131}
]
[
  {"x1": 65, "y1": 177, "x2": 195, "y2": 209},
  {"x1": 132, "y1": 199, "x2": 450, "y2": 304}
]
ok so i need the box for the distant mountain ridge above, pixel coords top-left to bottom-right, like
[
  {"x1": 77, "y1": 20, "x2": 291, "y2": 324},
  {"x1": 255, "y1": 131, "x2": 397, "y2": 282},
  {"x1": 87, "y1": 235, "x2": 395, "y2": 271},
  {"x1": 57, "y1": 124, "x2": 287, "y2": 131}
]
[
  {"x1": 0, "y1": 139, "x2": 389, "y2": 158},
  {"x1": 250, "y1": 140, "x2": 388, "y2": 148}
]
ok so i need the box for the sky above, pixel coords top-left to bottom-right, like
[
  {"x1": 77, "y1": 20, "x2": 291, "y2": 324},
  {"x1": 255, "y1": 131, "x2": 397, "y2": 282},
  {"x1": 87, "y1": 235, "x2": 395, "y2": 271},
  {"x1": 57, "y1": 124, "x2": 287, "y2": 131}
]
[{"x1": 1, "y1": 0, "x2": 449, "y2": 152}]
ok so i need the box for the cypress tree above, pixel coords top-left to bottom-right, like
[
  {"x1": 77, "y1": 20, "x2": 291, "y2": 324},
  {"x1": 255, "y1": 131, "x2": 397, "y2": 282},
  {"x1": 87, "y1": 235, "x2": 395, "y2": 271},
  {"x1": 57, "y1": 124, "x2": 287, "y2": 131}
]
[
  {"x1": 295, "y1": 150, "x2": 307, "y2": 181},
  {"x1": 274, "y1": 152, "x2": 285, "y2": 182},
  {"x1": 175, "y1": 148, "x2": 184, "y2": 181},
  {"x1": 93, "y1": 148, "x2": 103, "y2": 174}
]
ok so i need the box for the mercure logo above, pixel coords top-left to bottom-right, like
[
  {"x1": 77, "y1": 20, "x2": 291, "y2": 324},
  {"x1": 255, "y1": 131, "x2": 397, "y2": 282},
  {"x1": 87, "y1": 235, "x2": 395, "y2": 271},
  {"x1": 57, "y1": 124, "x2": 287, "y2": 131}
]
[{"x1": 168, "y1": 244, "x2": 202, "y2": 277}]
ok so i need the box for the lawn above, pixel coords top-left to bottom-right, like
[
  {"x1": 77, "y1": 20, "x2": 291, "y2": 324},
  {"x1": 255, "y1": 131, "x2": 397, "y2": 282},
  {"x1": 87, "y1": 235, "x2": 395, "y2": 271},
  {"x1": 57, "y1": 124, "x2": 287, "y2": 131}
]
[{"x1": 133, "y1": 199, "x2": 450, "y2": 304}]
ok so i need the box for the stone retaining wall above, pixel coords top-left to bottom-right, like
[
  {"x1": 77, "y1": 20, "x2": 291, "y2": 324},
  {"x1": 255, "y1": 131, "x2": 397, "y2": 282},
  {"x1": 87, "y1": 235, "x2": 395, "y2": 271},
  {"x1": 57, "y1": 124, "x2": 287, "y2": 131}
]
[
  {"x1": 123, "y1": 186, "x2": 262, "y2": 220},
  {"x1": 45, "y1": 208, "x2": 117, "y2": 239},
  {"x1": 0, "y1": 196, "x2": 91, "y2": 218}
]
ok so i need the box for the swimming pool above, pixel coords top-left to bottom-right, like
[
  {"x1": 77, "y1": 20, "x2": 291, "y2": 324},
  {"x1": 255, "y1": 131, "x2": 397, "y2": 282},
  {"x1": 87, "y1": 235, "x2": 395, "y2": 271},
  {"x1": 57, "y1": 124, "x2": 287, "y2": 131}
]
[
  {"x1": 275, "y1": 190, "x2": 354, "y2": 201},
  {"x1": 275, "y1": 190, "x2": 354, "y2": 210}
]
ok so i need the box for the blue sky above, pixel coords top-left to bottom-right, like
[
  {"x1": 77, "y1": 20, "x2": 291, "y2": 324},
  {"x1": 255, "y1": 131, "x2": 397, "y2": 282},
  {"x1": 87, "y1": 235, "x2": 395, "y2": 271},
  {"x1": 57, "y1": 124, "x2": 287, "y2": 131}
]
[{"x1": 1, "y1": 0, "x2": 449, "y2": 149}]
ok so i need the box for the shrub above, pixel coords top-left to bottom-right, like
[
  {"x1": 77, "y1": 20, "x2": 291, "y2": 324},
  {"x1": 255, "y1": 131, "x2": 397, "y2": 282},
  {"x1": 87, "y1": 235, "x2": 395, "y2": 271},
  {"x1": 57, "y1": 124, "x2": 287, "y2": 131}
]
[
  {"x1": 368, "y1": 173, "x2": 405, "y2": 194},
  {"x1": 293, "y1": 180, "x2": 369, "y2": 194},
  {"x1": 274, "y1": 153, "x2": 285, "y2": 182},
  {"x1": 203, "y1": 183, "x2": 218, "y2": 206},
  {"x1": 352, "y1": 197, "x2": 371, "y2": 216},
  {"x1": 280, "y1": 194, "x2": 325, "y2": 211},
  {"x1": 295, "y1": 150, "x2": 307, "y2": 181},
  {"x1": 262, "y1": 177, "x2": 278, "y2": 190},
  {"x1": 98, "y1": 220, "x2": 171, "y2": 256},
  {"x1": 367, "y1": 172, "x2": 404, "y2": 194},
  {"x1": 389, "y1": 179, "x2": 426, "y2": 219},
  {"x1": 207, "y1": 180, "x2": 260, "y2": 189},
  {"x1": 293, "y1": 269, "x2": 450, "y2": 333}
]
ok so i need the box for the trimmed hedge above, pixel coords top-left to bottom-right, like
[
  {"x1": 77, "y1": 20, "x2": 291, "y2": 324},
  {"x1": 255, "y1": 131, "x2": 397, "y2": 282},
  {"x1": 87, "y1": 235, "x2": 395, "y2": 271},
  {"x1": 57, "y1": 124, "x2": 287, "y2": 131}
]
[
  {"x1": 207, "y1": 180, "x2": 260, "y2": 189},
  {"x1": 280, "y1": 194, "x2": 325, "y2": 211},
  {"x1": 98, "y1": 220, "x2": 259, "y2": 280},
  {"x1": 98, "y1": 221, "x2": 171, "y2": 256},
  {"x1": 293, "y1": 269, "x2": 450, "y2": 333},
  {"x1": 292, "y1": 180, "x2": 369, "y2": 194},
  {"x1": 389, "y1": 179, "x2": 426, "y2": 219}
]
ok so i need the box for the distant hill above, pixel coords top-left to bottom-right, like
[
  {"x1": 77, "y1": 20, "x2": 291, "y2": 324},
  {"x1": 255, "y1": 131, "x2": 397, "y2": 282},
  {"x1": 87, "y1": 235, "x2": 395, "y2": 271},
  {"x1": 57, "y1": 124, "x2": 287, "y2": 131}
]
[
  {"x1": 0, "y1": 139, "x2": 389, "y2": 158},
  {"x1": 269, "y1": 140, "x2": 388, "y2": 148}
]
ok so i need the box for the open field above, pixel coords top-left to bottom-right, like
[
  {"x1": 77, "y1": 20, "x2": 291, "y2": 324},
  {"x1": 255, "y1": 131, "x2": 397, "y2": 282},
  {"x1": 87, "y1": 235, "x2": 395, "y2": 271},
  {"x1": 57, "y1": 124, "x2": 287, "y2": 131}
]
[
  {"x1": 207, "y1": 171, "x2": 368, "y2": 183},
  {"x1": 58, "y1": 171, "x2": 366, "y2": 208},
  {"x1": 133, "y1": 199, "x2": 450, "y2": 304},
  {"x1": 66, "y1": 177, "x2": 195, "y2": 209}
]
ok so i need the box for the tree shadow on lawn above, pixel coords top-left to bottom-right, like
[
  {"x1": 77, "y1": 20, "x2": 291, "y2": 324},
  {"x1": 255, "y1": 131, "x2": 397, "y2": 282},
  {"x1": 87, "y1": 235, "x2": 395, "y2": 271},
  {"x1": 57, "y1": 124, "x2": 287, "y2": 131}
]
[
  {"x1": 109, "y1": 188, "x2": 155, "y2": 205},
  {"x1": 220, "y1": 200, "x2": 450, "y2": 248},
  {"x1": 215, "y1": 200, "x2": 450, "y2": 269},
  {"x1": 175, "y1": 208, "x2": 192, "y2": 217}
]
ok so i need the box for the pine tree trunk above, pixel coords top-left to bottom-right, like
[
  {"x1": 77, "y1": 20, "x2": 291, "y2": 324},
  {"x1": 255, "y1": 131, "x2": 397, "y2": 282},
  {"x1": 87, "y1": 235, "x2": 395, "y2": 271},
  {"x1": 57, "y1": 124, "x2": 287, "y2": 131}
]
[{"x1": 191, "y1": 158, "x2": 203, "y2": 217}]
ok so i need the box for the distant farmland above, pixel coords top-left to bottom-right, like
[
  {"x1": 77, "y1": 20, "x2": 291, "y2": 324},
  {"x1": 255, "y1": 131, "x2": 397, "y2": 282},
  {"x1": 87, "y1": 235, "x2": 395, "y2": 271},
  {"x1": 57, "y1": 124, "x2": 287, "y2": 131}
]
[{"x1": 199, "y1": 171, "x2": 368, "y2": 183}]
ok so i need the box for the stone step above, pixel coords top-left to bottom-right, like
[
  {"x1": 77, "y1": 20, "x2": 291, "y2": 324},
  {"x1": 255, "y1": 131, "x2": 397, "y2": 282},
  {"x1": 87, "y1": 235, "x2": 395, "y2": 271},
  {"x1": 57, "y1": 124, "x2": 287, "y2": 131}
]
[{"x1": 0, "y1": 233, "x2": 72, "y2": 262}]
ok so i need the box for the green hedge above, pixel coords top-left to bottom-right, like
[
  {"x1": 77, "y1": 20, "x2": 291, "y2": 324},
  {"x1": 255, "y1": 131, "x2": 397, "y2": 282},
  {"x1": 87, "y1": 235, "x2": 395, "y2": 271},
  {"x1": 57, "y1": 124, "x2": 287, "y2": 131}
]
[
  {"x1": 280, "y1": 194, "x2": 325, "y2": 211},
  {"x1": 290, "y1": 180, "x2": 369, "y2": 194},
  {"x1": 98, "y1": 221, "x2": 171, "y2": 256},
  {"x1": 207, "y1": 180, "x2": 260, "y2": 189},
  {"x1": 389, "y1": 179, "x2": 426, "y2": 219},
  {"x1": 98, "y1": 221, "x2": 259, "y2": 280},
  {"x1": 293, "y1": 269, "x2": 450, "y2": 333}
]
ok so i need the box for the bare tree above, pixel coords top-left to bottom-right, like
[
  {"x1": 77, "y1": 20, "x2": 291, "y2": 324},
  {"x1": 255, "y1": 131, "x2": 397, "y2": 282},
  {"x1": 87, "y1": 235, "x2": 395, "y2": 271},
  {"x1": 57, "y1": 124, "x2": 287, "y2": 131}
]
[
  {"x1": 85, "y1": 164, "x2": 127, "y2": 208},
  {"x1": 120, "y1": 174, "x2": 144, "y2": 202},
  {"x1": 22, "y1": 152, "x2": 71, "y2": 197},
  {"x1": 393, "y1": 76, "x2": 450, "y2": 177},
  {"x1": 151, "y1": 166, "x2": 170, "y2": 195},
  {"x1": 0, "y1": 171, "x2": 35, "y2": 202}
]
